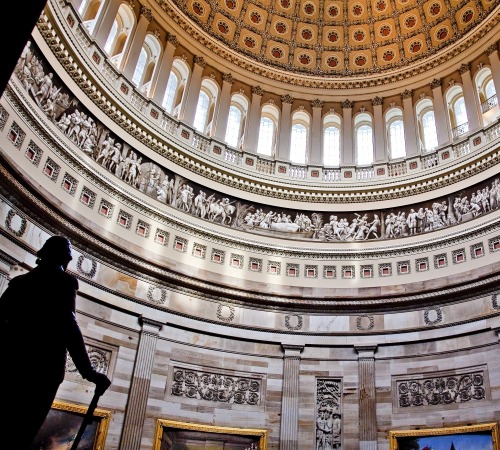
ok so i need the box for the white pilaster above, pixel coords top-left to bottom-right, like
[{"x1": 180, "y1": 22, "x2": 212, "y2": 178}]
[
  {"x1": 341, "y1": 100, "x2": 354, "y2": 165},
  {"x1": 181, "y1": 56, "x2": 206, "y2": 125},
  {"x1": 122, "y1": 6, "x2": 152, "y2": 79},
  {"x1": 277, "y1": 95, "x2": 293, "y2": 161}
]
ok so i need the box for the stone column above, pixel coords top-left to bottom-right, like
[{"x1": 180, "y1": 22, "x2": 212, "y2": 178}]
[
  {"x1": 372, "y1": 97, "x2": 385, "y2": 162},
  {"x1": 355, "y1": 345, "x2": 378, "y2": 450},
  {"x1": 430, "y1": 78, "x2": 450, "y2": 146},
  {"x1": 277, "y1": 95, "x2": 294, "y2": 160},
  {"x1": 280, "y1": 344, "x2": 304, "y2": 450},
  {"x1": 459, "y1": 63, "x2": 482, "y2": 132},
  {"x1": 486, "y1": 44, "x2": 500, "y2": 101},
  {"x1": 214, "y1": 73, "x2": 234, "y2": 142},
  {"x1": 122, "y1": 6, "x2": 152, "y2": 79},
  {"x1": 119, "y1": 317, "x2": 163, "y2": 450},
  {"x1": 341, "y1": 100, "x2": 354, "y2": 165},
  {"x1": 310, "y1": 99, "x2": 324, "y2": 165},
  {"x1": 244, "y1": 86, "x2": 263, "y2": 152},
  {"x1": 92, "y1": 0, "x2": 122, "y2": 48},
  {"x1": 401, "y1": 89, "x2": 419, "y2": 157},
  {"x1": 181, "y1": 56, "x2": 206, "y2": 125},
  {"x1": 151, "y1": 34, "x2": 178, "y2": 105}
]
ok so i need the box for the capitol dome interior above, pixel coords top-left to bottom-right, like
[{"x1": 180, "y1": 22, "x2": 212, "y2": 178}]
[{"x1": 1, "y1": 0, "x2": 500, "y2": 448}]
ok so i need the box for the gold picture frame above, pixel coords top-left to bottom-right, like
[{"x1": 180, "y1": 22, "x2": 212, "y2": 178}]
[
  {"x1": 153, "y1": 419, "x2": 268, "y2": 450},
  {"x1": 389, "y1": 422, "x2": 500, "y2": 450},
  {"x1": 30, "y1": 400, "x2": 111, "y2": 450}
]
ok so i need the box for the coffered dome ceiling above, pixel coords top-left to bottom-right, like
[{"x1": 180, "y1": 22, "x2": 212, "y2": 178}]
[{"x1": 156, "y1": 0, "x2": 497, "y2": 78}]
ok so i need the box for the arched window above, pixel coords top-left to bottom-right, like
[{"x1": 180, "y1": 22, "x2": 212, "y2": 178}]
[
  {"x1": 103, "y1": 3, "x2": 135, "y2": 68},
  {"x1": 386, "y1": 108, "x2": 406, "y2": 159},
  {"x1": 79, "y1": 0, "x2": 104, "y2": 34},
  {"x1": 131, "y1": 34, "x2": 161, "y2": 96},
  {"x1": 163, "y1": 72, "x2": 179, "y2": 114},
  {"x1": 416, "y1": 99, "x2": 439, "y2": 152},
  {"x1": 226, "y1": 106, "x2": 242, "y2": 147},
  {"x1": 475, "y1": 66, "x2": 498, "y2": 125},
  {"x1": 132, "y1": 48, "x2": 147, "y2": 87},
  {"x1": 355, "y1": 112, "x2": 374, "y2": 165},
  {"x1": 446, "y1": 85, "x2": 469, "y2": 139},
  {"x1": 225, "y1": 94, "x2": 248, "y2": 148},
  {"x1": 290, "y1": 110, "x2": 310, "y2": 164},
  {"x1": 193, "y1": 79, "x2": 219, "y2": 135},
  {"x1": 162, "y1": 59, "x2": 190, "y2": 118},
  {"x1": 104, "y1": 21, "x2": 118, "y2": 54},
  {"x1": 323, "y1": 113, "x2": 341, "y2": 166},
  {"x1": 421, "y1": 111, "x2": 438, "y2": 150},
  {"x1": 257, "y1": 104, "x2": 279, "y2": 156},
  {"x1": 454, "y1": 98, "x2": 467, "y2": 125},
  {"x1": 193, "y1": 91, "x2": 210, "y2": 132}
]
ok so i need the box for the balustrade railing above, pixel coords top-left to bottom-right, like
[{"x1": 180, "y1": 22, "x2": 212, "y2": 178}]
[
  {"x1": 356, "y1": 167, "x2": 374, "y2": 180},
  {"x1": 388, "y1": 161, "x2": 407, "y2": 177},
  {"x1": 289, "y1": 165, "x2": 307, "y2": 179},
  {"x1": 452, "y1": 141, "x2": 470, "y2": 158},
  {"x1": 481, "y1": 94, "x2": 498, "y2": 113},
  {"x1": 421, "y1": 152, "x2": 438, "y2": 168},
  {"x1": 452, "y1": 122, "x2": 469, "y2": 139},
  {"x1": 224, "y1": 147, "x2": 240, "y2": 164},
  {"x1": 256, "y1": 158, "x2": 275, "y2": 175},
  {"x1": 323, "y1": 168, "x2": 341, "y2": 182}
]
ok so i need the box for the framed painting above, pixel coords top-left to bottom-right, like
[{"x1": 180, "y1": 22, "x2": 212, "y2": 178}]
[
  {"x1": 30, "y1": 400, "x2": 111, "y2": 450},
  {"x1": 153, "y1": 419, "x2": 268, "y2": 450},
  {"x1": 389, "y1": 422, "x2": 500, "y2": 450}
]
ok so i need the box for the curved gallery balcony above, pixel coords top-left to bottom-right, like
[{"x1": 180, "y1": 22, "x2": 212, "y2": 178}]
[{"x1": 43, "y1": 0, "x2": 500, "y2": 199}]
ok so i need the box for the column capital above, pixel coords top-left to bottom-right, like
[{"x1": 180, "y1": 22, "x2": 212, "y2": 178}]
[
  {"x1": 251, "y1": 85, "x2": 263, "y2": 96},
  {"x1": 281, "y1": 94, "x2": 294, "y2": 104},
  {"x1": 371, "y1": 96, "x2": 383, "y2": 106},
  {"x1": 354, "y1": 345, "x2": 378, "y2": 358},
  {"x1": 430, "y1": 78, "x2": 442, "y2": 89},
  {"x1": 167, "y1": 34, "x2": 178, "y2": 46},
  {"x1": 140, "y1": 5, "x2": 153, "y2": 22},
  {"x1": 459, "y1": 62, "x2": 470, "y2": 74},
  {"x1": 140, "y1": 316, "x2": 163, "y2": 332},
  {"x1": 281, "y1": 344, "x2": 304, "y2": 356},
  {"x1": 401, "y1": 89, "x2": 413, "y2": 100},
  {"x1": 341, "y1": 99, "x2": 353, "y2": 109},
  {"x1": 311, "y1": 98, "x2": 324, "y2": 108},
  {"x1": 194, "y1": 55, "x2": 206, "y2": 68},
  {"x1": 222, "y1": 73, "x2": 234, "y2": 84}
]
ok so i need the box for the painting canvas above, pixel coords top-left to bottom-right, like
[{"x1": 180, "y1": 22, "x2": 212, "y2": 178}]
[
  {"x1": 389, "y1": 422, "x2": 500, "y2": 450},
  {"x1": 30, "y1": 400, "x2": 111, "y2": 450},
  {"x1": 153, "y1": 419, "x2": 268, "y2": 450}
]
